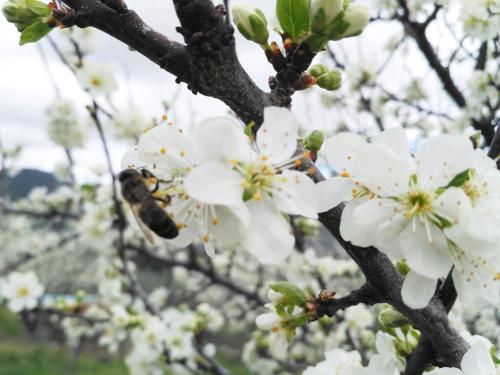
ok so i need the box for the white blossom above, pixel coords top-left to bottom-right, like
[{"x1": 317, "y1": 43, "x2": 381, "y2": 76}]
[{"x1": 1, "y1": 271, "x2": 44, "y2": 312}]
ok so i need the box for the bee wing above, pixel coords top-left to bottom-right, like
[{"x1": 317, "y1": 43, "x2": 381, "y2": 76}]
[{"x1": 130, "y1": 204, "x2": 156, "y2": 245}]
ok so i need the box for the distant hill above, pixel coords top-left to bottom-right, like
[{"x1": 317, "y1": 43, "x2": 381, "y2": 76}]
[{"x1": 5, "y1": 169, "x2": 59, "y2": 200}]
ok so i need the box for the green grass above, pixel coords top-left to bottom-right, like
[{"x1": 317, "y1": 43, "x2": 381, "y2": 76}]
[
  {"x1": 0, "y1": 306, "x2": 251, "y2": 375},
  {"x1": 215, "y1": 355, "x2": 252, "y2": 375},
  {"x1": 0, "y1": 343, "x2": 127, "y2": 375}
]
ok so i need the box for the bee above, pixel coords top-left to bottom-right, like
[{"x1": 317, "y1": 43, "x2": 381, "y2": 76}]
[{"x1": 118, "y1": 169, "x2": 179, "y2": 244}]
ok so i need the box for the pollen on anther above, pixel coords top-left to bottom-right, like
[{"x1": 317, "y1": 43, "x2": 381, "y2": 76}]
[
  {"x1": 212, "y1": 218, "x2": 220, "y2": 225},
  {"x1": 160, "y1": 147, "x2": 167, "y2": 155},
  {"x1": 202, "y1": 234, "x2": 210, "y2": 243}
]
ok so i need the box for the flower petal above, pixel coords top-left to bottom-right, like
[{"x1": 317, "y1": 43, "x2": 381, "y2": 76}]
[
  {"x1": 415, "y1": 134, "x2": 475, "y2": 189},
  {"x1": 374, "y1": 211, "x2": 407, "y2": 261},
  {"x1": 425, "y1": 368, "x2": 463, "y2": 375},
  {"x1": 452, "y1": 258, "x2": 499, "y2": 312},
  {"x1": 445, "y1": 199, "x2": 500, "y2": 260},
  {"x1": 255, "y1": 312, "x2": 280, "y2": 330},
  {"x1": 138, "y1": 125, "x2": 197, "y2": 172},
  {"x1": 193, "y1": 116, "x2": 253, "y2": 163},
  {"x1": 401, "y1": 221, "x2": 453, "y2": 278},
  {"x1": 273, "y1": 170, "x2": 318, "y2": 218},
  {"x1": 256, "y1": 107, "x2": 300, "y2": 164},
  {"x1": 435, "y1": 187, "x2": 472, "y2": 225},
  {"x1": 208, "y1": 205, "x2": 250, "y2": 247},
  {"x1": 184, "y1": 161, "x2": 244, "y2": 207},
  {"x1": 401, "y1": 271, "x2": 438, "y2": 309},
  {"x1": 461, "y1": 341, "x2": 496, "y2": 375},
  {"x1": 121, "y1": 147, "x2": 142, "y2": 170},
  {"x1": 316, "y1": 177, "x2": 357, "y2": 213},
  {"x1": 242, "y1": 200, "x2": 294, "y2": 265},
  {"x1": 341, "y1": 198, "x2": 398, "y2": 248},
  {"x1": 351, "y1": 143, "x2": 412, "y2": 196},
  {"x1": 321, "y1": 132, "x2": 367, "y2": 173},
  {"x1": 373, "y1": 127, "x2": 411, "y2": 164}
]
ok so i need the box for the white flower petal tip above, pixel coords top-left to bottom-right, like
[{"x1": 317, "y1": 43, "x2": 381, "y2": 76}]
[{"x1": 401, "y1": 271, "x2": 438, "y2": 309}]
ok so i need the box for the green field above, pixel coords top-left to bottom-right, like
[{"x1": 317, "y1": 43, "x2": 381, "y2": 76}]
[{"x1": 0, "y1": 307, "x2": 251, "y2": 375}]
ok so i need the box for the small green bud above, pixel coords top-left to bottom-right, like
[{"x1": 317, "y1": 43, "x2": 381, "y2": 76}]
[
  {"x1": 270, "y1": 282, "x2": 308, "y2": 307},
  {"x1": 396, "y1": 260, "x2": 410, "y2": 276},
  {"x1": 3, "y1": 0, "x2": 54, "y2": 44},
  {"x1": 308, "y1": 64, "x2": 329, "y2": 78},
  {"x1": 379, "y1": 307, "x2": 410, "y2": 329},
  {"x1": 335, "y1": 3, "x2": 370, "y2": 39},
  {"x1": 2, "y1": 0, "x2": 51, "y2": 31},
  {"x1": 296, "y1": 218, "x2": 320, "y2": 236},
  {"x1": 309, "y1": 0, "x2": 343, "y2": 33},
  {"x1": 304, "y1": 130, "x2": 325, "y2": 152},
  {"x1": 317, "y1": 70, "x2": 342, "y2": 91},
  {"x1": 232, "y1": 4, "x2": 269, "y2": 47},
  {"x1": 359, "y1": 330, "x2": 375, "y2": 347}
]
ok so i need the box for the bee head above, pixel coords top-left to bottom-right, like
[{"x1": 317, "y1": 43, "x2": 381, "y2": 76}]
[{"x1": 118, "y1": 169, "x2": 140, "y2": 182}]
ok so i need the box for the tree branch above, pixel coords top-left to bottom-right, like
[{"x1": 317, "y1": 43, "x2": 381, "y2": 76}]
[
  {"x1": 314, "y1": 283, "x2": 384, "y2": 319},
  {"x1": 298, "y1": 158, "x2": 468, "y2": 368}
]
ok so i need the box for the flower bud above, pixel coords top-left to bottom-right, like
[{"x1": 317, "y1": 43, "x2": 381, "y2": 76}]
[
  {"x1": 304, "y1": 130, "x2": 325, "y2": 152},
  {"x1": 310, "y1": 0, "x2": 343, "y2": 33},
  {"x1": 232, "y1": 4, "x2": 269, "y2": 46},
  {"x1": 308, "y1": 64, "x2": 329, "y2": 78},
  {"x1": 2, "y1": 0, "x2": 50, "y2": 32},
  {"x1": 337, "y1": 3, "x2": 370, "y2": 39},
  {"x1": 317, "y1": 70, "x2": 342, "y2": 91},
  {"x1": 379, "y1": 307, "x2": 410, "y2": 329}
]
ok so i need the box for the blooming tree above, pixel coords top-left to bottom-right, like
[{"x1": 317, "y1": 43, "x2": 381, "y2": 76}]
[{"x1": 1, "y1": 0, "x2": 499, "y2": 374}]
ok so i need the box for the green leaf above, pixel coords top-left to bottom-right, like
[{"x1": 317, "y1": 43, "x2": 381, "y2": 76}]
[
  {"x1": 19, "y1": 21, "x2": 51, "y2": 45},
  {"x1": 270, "y1": 282, "x2": 308, "y2": 307},
  {"x1": 444, "y1": 168, "x2": 475, "y2": 189},
  {"x1": 491, "y1": 346, "x2": 500, "y2": 365},
  {"x1": 276, "y1": 0, "x2": 310, "y2": 41},
  {"x1": 25, "y1": 0, "x2": 50, "y2": 16},
  {"x1": 19, "y1": 22, "x2": 52, "y2": 46}
]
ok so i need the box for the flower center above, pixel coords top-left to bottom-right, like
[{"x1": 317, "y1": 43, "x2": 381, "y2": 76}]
[
  {"x1": 90, "y1": 76, "x2": 103, "y2": 87},
  {"x1": 233, "y1": 159, "x2": 282, "y2": 201},
  {"x1": 403, "y1": 190, "x2": 432, "y2": 219},
  {"x1": 16, "y1": 286, "x2": 29, "y2": 298}
]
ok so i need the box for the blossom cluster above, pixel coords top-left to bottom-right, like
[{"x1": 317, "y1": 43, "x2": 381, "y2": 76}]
[
  {"x1": 121, "y1": 107, "x2": 318, "y2": 264},
  {"x1": 316, "y1": 128, "x2": 500, "y2": 310}
]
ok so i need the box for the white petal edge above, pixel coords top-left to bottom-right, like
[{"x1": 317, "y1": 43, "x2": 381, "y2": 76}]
[{"x1": 401, "y1": 271, "x2": 438, "y2": 309}]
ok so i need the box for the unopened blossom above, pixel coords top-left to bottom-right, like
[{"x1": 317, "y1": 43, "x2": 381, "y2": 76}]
[{"x1": 1, "y1": 271, "x2": 44, "y2": 312}]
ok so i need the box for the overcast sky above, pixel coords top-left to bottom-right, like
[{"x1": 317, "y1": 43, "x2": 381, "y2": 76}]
[{"x1": 0, "y1": 0, "x2": 459, "y2": 180}]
